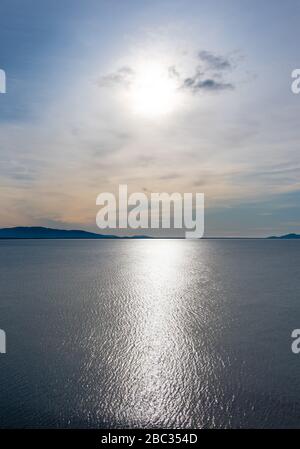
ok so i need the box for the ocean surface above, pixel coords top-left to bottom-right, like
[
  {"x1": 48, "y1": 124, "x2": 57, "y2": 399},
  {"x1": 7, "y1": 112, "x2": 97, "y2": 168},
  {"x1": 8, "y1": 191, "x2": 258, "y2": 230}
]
[{"x1": 0, "y1": 239, "x2": 300, "y2": 428}]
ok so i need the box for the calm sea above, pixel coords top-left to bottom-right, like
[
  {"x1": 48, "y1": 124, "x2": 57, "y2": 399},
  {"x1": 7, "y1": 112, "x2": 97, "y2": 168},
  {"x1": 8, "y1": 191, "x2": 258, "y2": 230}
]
[{"x1": 0, "y1": 239, "x2": 300, "y2": 428}]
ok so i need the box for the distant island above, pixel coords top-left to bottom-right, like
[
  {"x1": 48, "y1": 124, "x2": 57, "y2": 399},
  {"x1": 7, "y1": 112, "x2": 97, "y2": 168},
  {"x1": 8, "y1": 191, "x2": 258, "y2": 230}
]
[
  {"x1": 0, "y1": 227, "x2": 151, "y2": 239},
  {"x1": 268, "y1": 233, "x2": 300, "y2": 239}
]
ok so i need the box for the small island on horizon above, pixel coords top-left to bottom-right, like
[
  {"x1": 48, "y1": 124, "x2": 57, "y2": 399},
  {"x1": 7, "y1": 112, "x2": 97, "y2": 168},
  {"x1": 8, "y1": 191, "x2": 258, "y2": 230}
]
[{"x1": 0, "y1": 226, "x2": 300, "y2": 240}]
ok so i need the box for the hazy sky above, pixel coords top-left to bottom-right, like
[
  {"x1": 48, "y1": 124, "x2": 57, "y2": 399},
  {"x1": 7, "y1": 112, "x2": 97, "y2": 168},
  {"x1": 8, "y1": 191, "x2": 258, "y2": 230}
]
[{"x1": 1, "y1": 0, "x2": 300, "y2": 236}]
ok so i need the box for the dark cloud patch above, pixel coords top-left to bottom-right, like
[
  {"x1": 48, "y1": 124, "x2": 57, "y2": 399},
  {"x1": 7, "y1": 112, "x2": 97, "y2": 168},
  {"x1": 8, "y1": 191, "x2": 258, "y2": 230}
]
[
  {"x1": 198, "y1": 51, "x2": 231, "y2": 71},
  {"x1": 183, "y1": 72, "x2": 234, "y2": 93},
  {"x1": 181, "y1": 50, "x2": 235, "y2": 93},
  {"x1": 181, "y1": 50, "x2": 236, "y2": 93},
  {"x1": 191, "y1": 78, "x2": 233, "y2": 91},
  {"x1": 183, "y1": 77, "x2": 195, "y2": 88}
]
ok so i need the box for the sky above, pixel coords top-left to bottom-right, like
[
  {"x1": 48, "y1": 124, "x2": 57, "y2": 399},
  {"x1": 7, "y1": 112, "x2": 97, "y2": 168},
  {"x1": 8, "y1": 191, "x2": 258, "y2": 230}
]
[{"x1": 1, "y1": 0, "x2": 300, "y2": 237}]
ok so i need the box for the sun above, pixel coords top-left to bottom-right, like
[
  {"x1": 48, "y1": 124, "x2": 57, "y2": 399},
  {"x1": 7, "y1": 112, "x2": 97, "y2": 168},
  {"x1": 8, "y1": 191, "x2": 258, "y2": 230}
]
[{"x1": 129, "y1": 62, "x2": 178, "y2": 118}]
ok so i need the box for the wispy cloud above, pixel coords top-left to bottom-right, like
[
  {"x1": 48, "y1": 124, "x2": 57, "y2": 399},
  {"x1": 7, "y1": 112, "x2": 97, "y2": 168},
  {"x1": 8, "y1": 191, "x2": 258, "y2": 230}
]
[
  {"x1": 198, "y1": 50, "x2": 232, "y2": 71},
  {"x1": 97, "y1": 66, "x2": 135, "y2": 88},
  {"x1": 98, "y1": 49, "x2": 236, "y2": 95}
]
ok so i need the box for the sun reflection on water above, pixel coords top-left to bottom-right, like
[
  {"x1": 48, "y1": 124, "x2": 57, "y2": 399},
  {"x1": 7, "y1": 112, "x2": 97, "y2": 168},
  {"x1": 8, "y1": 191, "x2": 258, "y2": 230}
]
[{"x1": 120, "y1": 240, "x2": 193, "y2": 427}]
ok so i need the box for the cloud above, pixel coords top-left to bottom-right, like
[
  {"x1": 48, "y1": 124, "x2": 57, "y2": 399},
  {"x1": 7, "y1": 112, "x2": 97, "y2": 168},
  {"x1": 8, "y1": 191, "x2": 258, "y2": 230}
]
[
  {"x1": 198, "y1": 50, "x2": 231, "y2": 71},
  {"x1": 168, "y1": 65, "x2": 180, "y2": 79},
  {"x1": 183, "y1": 76, "x2": 234, "y2": 92},
  {"x1": 97, "y1": 66, "x2": 135, "y2": 88},
  {"x1": 98, "y1": 50, "x2": 236, "y2": 96},
  {"x1": 181, "y1": 50, "x2": 235, "y2": 93}
]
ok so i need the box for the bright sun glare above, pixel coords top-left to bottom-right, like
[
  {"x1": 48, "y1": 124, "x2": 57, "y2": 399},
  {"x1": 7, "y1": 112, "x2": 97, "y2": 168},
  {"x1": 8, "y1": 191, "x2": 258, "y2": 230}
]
[{"x1": 129, "y1": 63, "x2": 178, "y2": 118}]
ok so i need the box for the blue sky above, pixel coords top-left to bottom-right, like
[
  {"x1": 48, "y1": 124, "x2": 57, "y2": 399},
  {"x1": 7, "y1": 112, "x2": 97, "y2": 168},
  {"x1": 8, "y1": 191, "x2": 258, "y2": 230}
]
[{"x1": 1, "y1": 0, "x2": 300, "y2": 236}]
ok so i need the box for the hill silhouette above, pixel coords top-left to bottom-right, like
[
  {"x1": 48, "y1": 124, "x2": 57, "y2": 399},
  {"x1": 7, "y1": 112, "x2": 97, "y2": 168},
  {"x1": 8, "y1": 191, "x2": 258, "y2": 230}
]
[
  {"x1": 0, "y1": 226, "x2": 120, "y2": 239},
  {"x1": 268, "y1": 233, "x2": 300, "y2": 239}
]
